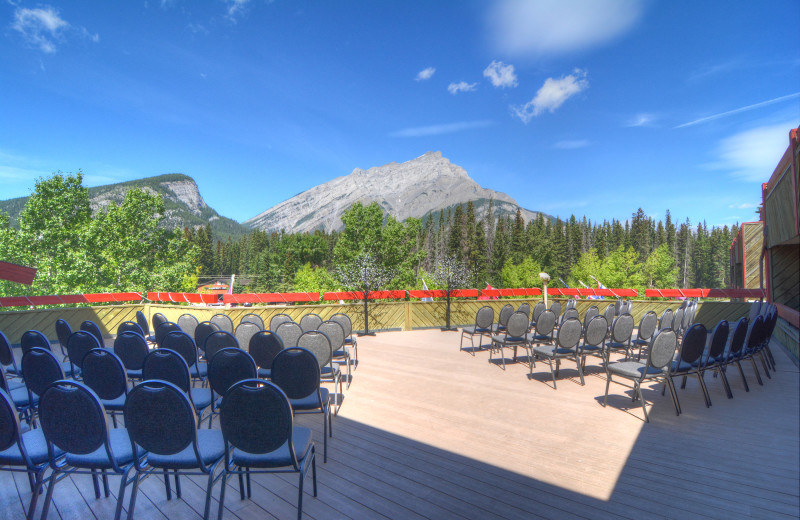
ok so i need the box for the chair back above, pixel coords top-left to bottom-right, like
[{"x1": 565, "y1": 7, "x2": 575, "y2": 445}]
[
  {"x1": 583, "y1": 305, "x2": 599, "y2": 324},
  {"x1": 583, "y1": 315, "x2": 608, "y2": 347},
  {"x1": 39, "y1": 380, "x2": 108, "y2": 457},
  {"x1": 531, "y1": 302, "x2": 546, "y2": 322},
  {"x1": 161, "y1": 330, "x2": 200, "y2": 369},
  {"x1": 497, "y1": 304, "x2": 514, "y2": 329},
  {"x1": 505, "y1": 312, "x2": 529, "y2": 339},
  {"x1": 142, "y1": 349, "x2": 191, "y2": 392},
  {"x1": 151, "y1": 313, "x2": 168, "y2": 334},
  {"x1": 562, "y1": 308, "x2": 579, "y2": 323},
  {"x1": 81, "y1": 348, "x2": 128, "y2": 401},
  {"x1": 269, "y1": 313, "x2": 295, "y2": 332},
  {"x1": 275, "y1": 321, "x2": 303, "y2": 349},
  {"x1": 208, "y1": 348, "x2": 257, "y2": 400},
  {"x1": 566, "y1": 298, "x2": 577, "y2": 310},
  {"x1": 271, "y1": 348, "x2": 322, "y2": 400},
  {"x1": 117, "y1": 320, "x2": 144, "y2": 336},
  {"x1": 79, "y1": 320, "x2": 105, "y2": 348},
  {"x1": 155, "y1": 322, "x2": 181, "y2": 348},
  {"x1": 136, "y1": 310, "x2": 150, "y2": 337},
  {"x1": 177, "y1": 314, "x2": 199, "y2": 338},
  {"x1": 0, "y1": 331, "x2": 15, "y2": 369},
  {"x1": 204, "y1": 331, "x2": 239, "y2": 361},
  {"x1": 220, "y1": 380, "x2": 296, "y2": 461},
  {"x1": 55, "y1": 319, "x2": 72, "y2": 352},
  {"x1": 671, "y1": 307, "x2": 685, "y2": 335},
  {"x1": 603, "y1": 305, "x2": 616, "y2": 329},
  {"x1": 659, "y1": 308, "x2": 673, "y2": 330},
  {"x1": 0, "y1": 387, "x2": 23, "y2": 455},
  {"x1": 623, "y1": 300, "x2": 633, "y2": 314},
  {"x1": 240, "y1": 313, "x2": 265, "y2": 329},
  {"x1": 610, "y1": 314, "x2": 635, "y2": 343},
  {"x1": 330, "y1": 313, "x2": 354, "y2": 338},
  {"x1": 66, "y1": 330, "x2": 102, "y2": 373},
  {"x1": 647, "y1": 329, "x2": 678, "y2": 371},
  {"x1": 637, "y1": 311, "x2": 658, "y2": 342},
  {"x1": 474, "y1": 306, "x2": 494, "y2": 330},
  {"x1": 677, "y1": 324, "x2": 707, "y2": 366},
  {"x1": 557, "y1": 318, "x2": 582, "y2": 350},
  {"x1": 318, "y1": 321, "x2": 345, "y2": 351},
  {"x1": 549, "y1": 301, "x2": 562, "y2": 320},
  {"x1": 114, "y1": 331, "x2": 149, "y2": 371},
  {"x1": 727, "y1": 317, "x2": 749, "y2": 358},
  {"x1": 210, "y1": 313, "x2": 234, "y2": 334},
  {"x1": 234, "y1": 321, "x2": 262, "y2": 351},
  {"x1": 534, "y1": 310, "x2": 557, "y2": 337},
  {"x1": 298, "y1": 331, "x2": 332, "y2": 369},
  {"x1": 249, "y1": 331, "x2": 284, "y2": 373},
  {"x1": 21, "y1": 330, "x2": 51, "y2": 353},
  {"x1": 125, "y1": 380, "x2": 196, "y2": 457},
  {"x1": 681, "y1": 303, "x2": 694, "y2": 331},
  {"x1": 744, "y1": 314, "x2": 765, "y2": 352},
  {"x1": 706, "y1": 320, "x2": 729, "y2": 362},
  {"x1": 517, "y1": 303, "x2": 531, "y2": 319},
  {"x1": 194, "y1": 321, "x2": 220, "y2": 354},
  {"x1": 299, "y1": 313, "x2": 323, "y2": 333},
  {"x1": 614, "y1": 298, "x2": 623, "y2": 316}
]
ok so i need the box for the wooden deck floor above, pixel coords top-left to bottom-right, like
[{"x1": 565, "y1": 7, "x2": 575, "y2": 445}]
[{"x1": 2, "y1": 329, "x2": 798, "y2": 520}]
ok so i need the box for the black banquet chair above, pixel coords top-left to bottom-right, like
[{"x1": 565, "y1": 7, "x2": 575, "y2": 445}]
[
  {"x1": 124, "y1": 380, "x2": 225, "y2": 520},
  {"x1": 204, "y1": 330, "x2": 239, "y2": 362},
  {"x1": 38, "y1": 380, "x2": 142, "y2": 520},
  {"x1": 219, "y1": 379, "x2": 317, "y2": 520},
  {"x1": 234, "y1": 321, "x2": 262, "y2": 352},
  {"x1": 113, "y1": 331, "x2": 150, "y2": 381},
  {"x1": 460, "y1": 306, "x2": 494, "y2": 355},
  {"x1": 489, "y1": 311, "x2": 530, "y2": 370},
  {"x1": 249, "y1": 330, "x2": 284, "y2": 379},
  {"x1": 240, "y1": 313, "x2": 265, "y2": 329},
  {"x1": 177, "y1": 313, "x2": 200, "y2": 339},
  {"x1": 604, "y1": 328, "x2": 679, "y2": 423},
  {"x1": 530, "y1": 317, "x2": 583, "y2": 389},
  {"x1": 142, "y1": 349, "x2": 213, "y2": 427},
  {"x1": 81, "y1": 348, "x2": 130, "y2": 427},
  {"x1": 271, "y1": 348, "x2": 332, "y2": 463},
  {"x1": 207, "y1": 347, "x2": 257, "y2": 426},
  {"x1": 80, "y1": 320, "x2": 106, "y2": 349},
  {"x1": 210, "y1": 313, "x2": 234, "y2": 334},
  {"x1": 269, "y1": 313, "x2": 295, "y2": 332}
]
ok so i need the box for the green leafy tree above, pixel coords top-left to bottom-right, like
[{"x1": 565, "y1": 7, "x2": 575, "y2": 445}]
[
  {"x1": 643, "y1": 244, "x2": 679, "y2": 288},
  {"x1": 500, "y1": 257, "x2": 543, "y2": 288},
  {"x1": 293, "y1": 262, "x2": 338, "y2": 293}
]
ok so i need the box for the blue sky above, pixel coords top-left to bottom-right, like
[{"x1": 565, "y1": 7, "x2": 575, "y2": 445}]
[{"x1": 1, "y1": 0, "x2": 798, "y2": 228}]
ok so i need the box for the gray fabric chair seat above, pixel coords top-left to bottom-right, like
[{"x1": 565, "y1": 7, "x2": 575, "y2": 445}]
[
  {"x1": 532, "y1": 345, "x2": 577, "y2": 358},
  {"x1": 463, "y1": 326, "x2": 491, "y2": 335},
  {"x1": 9, "y1": 385, "x2": 36, "y2": 408},
  {"x1": 0, "y1": 428, "x2": 57, "y2": 465},
  {"x1": 125, "y1": 368, "x2": 143, "y2": 379},
  {"x1": 289, "y1": 388, "x2": 330, "y2": 411},
  {"x1": 99, "y1": 393, "x2": 127, "y2": 411},
  {"x1": 490, "y1": 334, "x2": 526, "y2": 344},
  {"x1": 65, "y1": 428, "x2": 140, "y2": 469},
  {"x1": 321, "y1": 365, "x2": 340, "y2": 378},
  {"x1": 146, "y1": 429, "x2": 224, "y2": 469},
  {"x1": 670, "y1": 360, "x2": 694, "y2": 372},
  {"x1": 606, "y1": 341, "x2": 628, "y2": 350},
  {"x1": 607, "y1": 361, "x2": 665, "y2": 379},
  {"x1": 581, "y1": 344, "x2": 603, "y2": 353},
  {"x1": 231, "y1": 427, "x2": 312, "y2": 468},
  {"x1": 527, "y1": 333, "x2": 552, "y2": 343},
  {"x1": 257, "y1": 367, "x2": 271, "y2": 378}
]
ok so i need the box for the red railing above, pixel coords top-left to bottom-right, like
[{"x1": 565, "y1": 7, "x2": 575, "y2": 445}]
[{"x1": 0, "y1": 287, "x2": 771, "y2": 308}]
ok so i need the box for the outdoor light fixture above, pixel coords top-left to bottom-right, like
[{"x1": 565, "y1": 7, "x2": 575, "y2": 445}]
[{"x1": 540, "y1": 272, "x2": 550, "y2": 307}]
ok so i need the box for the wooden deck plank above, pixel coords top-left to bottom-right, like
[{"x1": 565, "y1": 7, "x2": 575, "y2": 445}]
[{"x1": 1, "y1": 327, "x2": 798, "y2": 520}]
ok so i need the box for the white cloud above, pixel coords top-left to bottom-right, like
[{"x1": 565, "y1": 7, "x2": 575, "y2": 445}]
[
  {"x1": 553, "y1": 139, "x2": 589, "y2": 149},
  {"x1": 391, "y1": 120, "x2": 493, "y2": 138},
  {"x1": 511, "y1": 69, "x2": 588, "y2": 123},
  {"x1": 483, "y1": 61, "x2": 517, "y2": 88},
  {"x1": 728, "y1": 203, "x2": 758, "y2": 209},
  {"x1": 488, "y1": 0, "x2": 643, "y2": 56},
  {"x1": 447, "y1": 81, "x2": 478, "y2": 95},
  {"x1": 12, "y1": 7, "x2": 68, "y2": 53},
  {"x1": 675, "y1": 93, "x2": 800, "y2": 128},
  {"x1": 225, "y1": 0, "x2": 251, "y2": 20},
  {"x1": 627, "y1": 113, "x2": 656, "y2": 127},
  {"x1": 711, "y1": 122, "x2": 797, "y2": 181},
  {"x1": 415, "y1": 67, "x2": 436, "y2": 81}
]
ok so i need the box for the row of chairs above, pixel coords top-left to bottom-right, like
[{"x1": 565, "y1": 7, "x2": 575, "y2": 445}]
[{"x1": 1, "y1": 360, "x2": 318, "y2": 520}]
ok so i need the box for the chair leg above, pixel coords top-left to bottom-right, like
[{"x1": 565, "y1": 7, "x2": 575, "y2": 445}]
[
  {"x1": 297, "y1": 463, "x2": 305, "y2": 520},
  {"x1": 238, "y1": 471, "x2": 245, "y2": 500},
  {"x1": 749, "y1": 357, "x2": 764, "y2": 385},
  {"x1": 113, "y1": 467, "x2": 133, "y2": 520},
  {"x1": 696, "y1": 372, "x2": 711, "y2": 407},
  {"x1": 757, "y1": 352, "x2": 771, "y2": 379},
  {"x1": 718, "y1": 365, "x2": 734, "y2": 399},
  {"x1": 203, "y1": 470, "x2": 215, "y2": 520},
  {"x1": 735, "y1": 360, "x2": 750, "y2": 392},
  {"x1": 575, "y1": 356, "x2": 585, "y2": 386},
  {"x1": 603, "y1": 375, "x2": 612, "y2": 407},
  {"x1": 163, "y1": 469, "x2": 172, "y2": 500},
  {"x1": 246, "y1": 468, "x2": 252, "y2": 498},
  {"x1": 91, "y1": 469, "x2": 101, "y2": 498},
  {"x1": 218, "y1": 471, "x2": 228, "y2": 520},
  {"x1": 174, "y1": 471, "x2": 182, "y2": 499},
  {"x1": 637, "y1": 384, "x2": 650, "y2": 423},
  {"x1": 666, "y1": 377, "x2": 681, "y2": 416},
  {"x1": 25, "y1": 470, "x2": 45, "y2": 520},
  {"x1": 127, "y1": 474, "x2": 140, "y2": 520},
  {"x1": 39, "y1": 470, "x2": 59, "y2": 520},
  {"x1": 102, "y1": 469, "x2": 110, "y2": 497}
]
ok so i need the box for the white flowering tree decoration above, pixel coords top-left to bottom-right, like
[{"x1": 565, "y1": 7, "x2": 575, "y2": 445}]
[
  {"x1": 433, "y1": 255, "x2": 474, "y2": 331},
  {"x1": 336, "y1": 253, "x2": 395, "y2": 336}
]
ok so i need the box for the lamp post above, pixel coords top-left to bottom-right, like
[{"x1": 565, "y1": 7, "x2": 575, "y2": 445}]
[{"x1": 540, "y1": 272, "x2": 551, "y2": 307}]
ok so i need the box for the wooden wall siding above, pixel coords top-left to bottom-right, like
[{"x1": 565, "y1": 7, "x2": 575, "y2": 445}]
[
  {"x1": 771, "y1": 245, "x2": 800, "y2": 311},
  {"x1": 774, "y1": 317, "x2": 800, "y2": 361},
  {"x1": 744, "y1": 222, "x2": 764, "y2": 288},
  {"x1": 765, "y1": 165, "x2": 796, "y2": 247},
  {"x1": 0, "y1": 304, "x2": 143, "y2": 345}
]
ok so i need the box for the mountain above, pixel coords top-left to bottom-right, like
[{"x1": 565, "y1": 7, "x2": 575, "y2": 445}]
[
  {"x1": 245, "y1": 151, "x2": 548, "y2": 233},
  {"x1": 0, "y1": 174, "x2": 249, "y2": 241}
]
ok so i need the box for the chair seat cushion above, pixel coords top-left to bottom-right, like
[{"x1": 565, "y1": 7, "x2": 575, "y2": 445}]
[
  {"x1": 190, "y1": 388, "x2": 213, "y2": 411},
  {"x1": 231, "y1": 426, "x2": 312, "y2": 468},
  {"x1": 257, "y1": 367, "x2": 271, "y2": 378},
  {"x1": 9, "y1": 385, "x2": 36, "y2": 408},
  {"x1": 491, "y1": 334, "x2": 526, "y2": 344},
  {"x1": 126, "y1": 368, "x2": 143, "y2": 379},
  {"x1": 608, "y1": 361, "x2": 665, "y2": 379},
  {"x1": 533, "y1": 345, "x2": 576, "y2": 358},
  {"x1": 462, "y1": 326, "x2": 491, "y2": 335},
  {"x1": 669, "y1": 360, "x2": 694, "y2": 373},
  {"x1": 191, "y1": 362, "x2": 208, "y2": 379},
  {"x1": 65, "y1": 428, "x2": 139, "y2": 469},
  {"x1": 605, "y1": 341, "x2": 629, "y2": 350},
  {"x1": 332, "y1": 349, "x2": 349, "y2": 359},
  {"x1": 100, "y1": 393, "x2": 127, "y2": 411},
  {"x1": 526, "y1": 333, "x2": 552, "y2": 344},
  {"x1": 146, "y1": 429, "x2": 224, "y2": 469},
  {"x1": 0, "y1": 428, "x2": 59, "y2": 466},
  {"x1": 289, "y1": 388, "x2": 329, "y2": 411}
]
